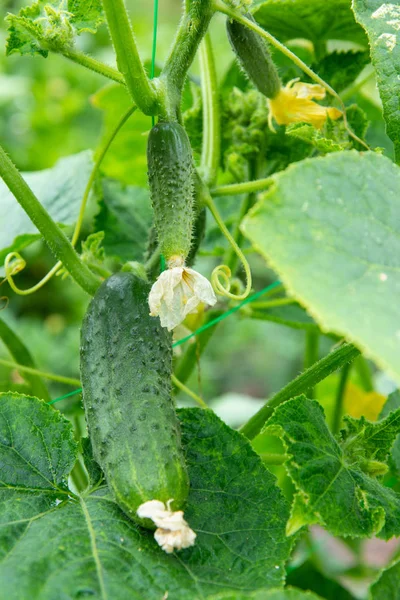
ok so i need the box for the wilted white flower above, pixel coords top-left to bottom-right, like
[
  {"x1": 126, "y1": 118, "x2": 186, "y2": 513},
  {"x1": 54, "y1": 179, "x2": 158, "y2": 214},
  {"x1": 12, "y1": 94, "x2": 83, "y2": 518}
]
[
  {"x1": 137, "y1": 499, "x2": 196, "y2": 554},
  {"x1": 149, "y1": 257, "x2": 217, "y2": 331}
]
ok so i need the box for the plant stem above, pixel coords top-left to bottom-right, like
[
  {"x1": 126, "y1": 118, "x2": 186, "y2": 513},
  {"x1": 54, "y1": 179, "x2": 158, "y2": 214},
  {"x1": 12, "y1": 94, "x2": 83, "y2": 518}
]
[
  {"x1": 340, "y1": 68, "x2": 375, "y2": 102},
  {"x1": 199, "y1": 32, "x2": 220, "y2": 186},
  {"x1": 161, "y1": 1, "x2": 215, "y2": 117},
  {"x1": 332, "y1": 363, "x2": 351, "y2": 434},
  {"x1": 70, "y1": 459, "x2": 89, "y2": 493},
  {"x1": 224, "y1": 161, "x2": 257, "y2": 273},
  {"x1": 240, "y1": 343, "x2": 360, "y2": 440},
  {"x1": 214, "y1": 1, "x2": 369, "y2": 150},
  {"x1": 5, "y1": 105, "x2": 135, "y2": 295},
  {"x1": 174, "y1": 309, "x2": 223, "y2": 385},
  {"x1": 354, "y1": 355, "x2": 374, "y2": 392},
  {"x1": 251, "y1": 298, "x2": 295, "y2": 310},
  {"x1": 0, "y1": 358, "x2": 81, "y2": 387},
  {"x1": 304, "y1": 331, "x2": 320, "y2": 398},
  {"x1": 172, "y1": 374, "x2": 208, "y2": 409},
  {"x1": 102, "y1": 0, "x2": 158, "y2": 115},
  {"x1": 0, "y1": 146, "x2": 100, "y2": 296},
  {"x1": 62, "y1": 48, "x2": 125, "y2": 84},
  {"x1": 212, "y1": 177, "x2": 273, "y2": 196},
  {"x1": 0, "y1": 318, "x2": 50, "y2": 401}
]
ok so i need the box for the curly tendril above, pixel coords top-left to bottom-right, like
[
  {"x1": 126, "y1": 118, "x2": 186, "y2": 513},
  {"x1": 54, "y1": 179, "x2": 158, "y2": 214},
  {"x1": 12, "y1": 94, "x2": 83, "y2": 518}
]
[
  {"x1": 4, "y1": 252, "x2": 62, "y2": 296},
  {"x1": 3, "y1": 104, "x2": 137, "y2": 297},
  {"x1": 204, "y1": 194, "x2": 252, "y2": 301}
]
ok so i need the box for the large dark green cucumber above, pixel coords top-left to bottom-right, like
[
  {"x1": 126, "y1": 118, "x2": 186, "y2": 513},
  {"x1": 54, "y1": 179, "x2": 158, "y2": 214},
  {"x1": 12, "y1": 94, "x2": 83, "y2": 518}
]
[
  {"x1": 80, "y1": 272, "x2": 189, "y2": 522},
  {"x1": 226, "y1": 14, "x2": 281, "y2": 99},
  {"x1": 147, "y1": 121, "x2": 194, "y2": 262}
]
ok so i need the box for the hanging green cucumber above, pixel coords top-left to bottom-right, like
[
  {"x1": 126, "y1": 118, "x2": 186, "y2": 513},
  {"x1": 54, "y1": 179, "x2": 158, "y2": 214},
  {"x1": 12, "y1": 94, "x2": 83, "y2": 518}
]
[
  {"x1": 147, "y1": 121, "x2": 194, "y2": 263},
  {"x1": 147, "y1": 121, "x2": 216, "y2": 331},
  {"x1": 80, "y1": 271, "x2": 195, "y2": 553},
  {"x1": 226, "y1": 14, "x2": 281, "y2": 100}
]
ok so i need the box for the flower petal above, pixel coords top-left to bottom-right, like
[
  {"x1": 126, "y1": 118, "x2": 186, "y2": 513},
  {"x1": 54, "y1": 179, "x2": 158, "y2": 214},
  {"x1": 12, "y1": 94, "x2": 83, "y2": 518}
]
[
  {"x1": 149, "y1": 266, "x2": 217, "y2": 330},
  {"x1": 137, "y1": 499, "x2": 196, "y2": 554}
]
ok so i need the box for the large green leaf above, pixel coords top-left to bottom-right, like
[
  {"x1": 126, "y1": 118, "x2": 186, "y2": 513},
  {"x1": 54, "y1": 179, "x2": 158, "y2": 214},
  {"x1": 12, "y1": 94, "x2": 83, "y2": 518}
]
[
  {"x1": 6, "y1": 0, "x2": 104, "y2": 57},
  {"x1": 370, "y1": 559, "x2": 400, "y2": 599},
  {"x1": 380, "y1": 390, "x2": 400, "y2": 476},
  {"x1": 207, "y1": 588, "x2": 323, "y2": 599},
  {"x1": 266, "y1": 395, "x2": 400, "y2": 539},
  {"x1": 0, "y1": 151, "x2": 94, "y2": 265},
  {"x1": 96, "y1": 179, "x2": 153, "y2": 263},
  {"x1": 252, "y1": 0, "x2": 367, "y2": 45},
  {"x1": 0, "y1": 402, "x2": 291, "y2": 598},
  {"x1": 0, "y1": 392, "x2": 77, "y2": 561},
  {"x1": 241, "y1": 151, "x2": 400, "y2": 384},
  {"x1": 352, "y1": 0, "x2": 400, "y2": 161}
]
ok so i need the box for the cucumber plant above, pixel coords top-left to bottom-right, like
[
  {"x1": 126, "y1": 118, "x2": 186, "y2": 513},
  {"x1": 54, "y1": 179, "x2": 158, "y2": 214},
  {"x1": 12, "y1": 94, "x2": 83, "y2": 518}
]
[{"x1": 0, "y1": 0, "x2": 400, "y2": 598}]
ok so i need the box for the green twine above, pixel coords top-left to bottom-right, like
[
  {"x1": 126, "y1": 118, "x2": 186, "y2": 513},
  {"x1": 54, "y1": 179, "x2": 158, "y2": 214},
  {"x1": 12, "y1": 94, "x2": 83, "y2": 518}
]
[
  {"x1": 48, "y1": 280, "x2": 282, "y2": 406},
  {"x1": 151, "y1": 0, "x2": 159, "y2": 127}
]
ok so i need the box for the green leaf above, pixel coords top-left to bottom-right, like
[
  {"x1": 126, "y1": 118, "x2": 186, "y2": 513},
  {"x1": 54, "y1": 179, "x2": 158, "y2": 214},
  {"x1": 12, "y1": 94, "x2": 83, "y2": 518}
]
[
  {"x1": 92, "y1": 84, "x2": 150, "y2": 187},
  {"x1": 370, "y1": 559, "x2": 400, "y2": 599},
  {"x1": 0, "y1": 392, "x2": 77, "y2": 560},
  {"x1": 95, "y1": 179, "x2": 153, "y2": 263},
  {"x1": 67, "y1": 0, "x2": 104, "y2": 33},
  {"x1": 206, "y1": 588, "x2": 324, "y2": 599},
  {"x1": 6, "y1": 1, "x2": 104, "y2": 57},
  {"x1": 286, "y1": 124, "x2": 348, "y2": 154},
  {"x1": 0, "y1": 408, "x2": 291, "y2": 598},
  {"x1": 252, "y1": 0, "x2": 367, "y2": 45},
  {"x1": 241, "y1": 151, "x2": 400, "y2": 384},
  {"x1": 266, "y1": 395, "x2": 400, "y2": 539},
  {"x1": 380, "y1": 390, "x2": 400, "y2": 476},
  {"x1": 310, "y1": 50, "x2": 370, "y2": 93},
  {"x1": 0, "y1": 151, "x2": 94, "y2": 266},
  {"x1": 352, "y1": 0, "x2": 400, "y2": 161}
]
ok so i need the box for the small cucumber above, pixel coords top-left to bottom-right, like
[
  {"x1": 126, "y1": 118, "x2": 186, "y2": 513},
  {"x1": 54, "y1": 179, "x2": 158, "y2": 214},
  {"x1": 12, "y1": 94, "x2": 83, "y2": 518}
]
[
  {"x1": 226, "y1": 14, "x2": 281, "y2": 100},
  {"x1": 80, "y1": 272, "x2": 189, "y2": 522},
  {"x1": 147, "y1": 121, "x2": 194, "y2": 262}
]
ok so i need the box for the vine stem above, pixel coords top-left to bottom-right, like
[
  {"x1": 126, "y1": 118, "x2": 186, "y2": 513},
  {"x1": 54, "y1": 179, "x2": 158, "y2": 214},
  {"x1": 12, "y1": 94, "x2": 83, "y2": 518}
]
[
  {"x1": 332, "y1": 363, "x2": 351, "y2": 434},
  {"x1": 240, "y1": 343, "x2": 360, "y2": 440},
  {"x1": 212, "y1": 177, "x2": 273, "y2": 196},
  {"x1": 62, "y1": 48, "x2": 125, "y2": 84},
  {"x1": 172, "y1": 374, "x2": 208, "y2": 409},
  {"x1": 250, "y1": 298, "x2": 295, "y2": 310},
  {"x1": 204, "y1": 193, "x2": 252, "y2": 300},
  {"x1": 199, "y1": 32, "x2": 221, "y2": 186},
  {"x1": 0, "y1": 358, "x2": 81, "y2": 387},
  {"x1": 102, "y1": 0, "x2": 158, "y2": 115},
  {"x1": 0, "y1": 146, "x2": 100, "y2": 296},
  {"x1": 304, "y1": 331, "x2": 320, "y2": 398},
  {"x1": 214, "y1": 1, "x2": 370, "y2": 150},
  {"x1": 4, "y1": 105, "x2": 137, "y2": 295}
]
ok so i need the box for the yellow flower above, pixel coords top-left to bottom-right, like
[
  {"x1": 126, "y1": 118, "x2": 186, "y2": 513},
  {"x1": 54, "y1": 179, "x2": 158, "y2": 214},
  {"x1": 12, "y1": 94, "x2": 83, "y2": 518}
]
[{"x1": 268, "y1": 79, "x2": 342, "y2": 131}]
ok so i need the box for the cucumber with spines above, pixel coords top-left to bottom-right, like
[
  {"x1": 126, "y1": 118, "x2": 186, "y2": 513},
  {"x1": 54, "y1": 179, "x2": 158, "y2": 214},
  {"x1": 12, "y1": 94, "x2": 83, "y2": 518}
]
[
  {"x1": 147, "y1": 121, "x2": 194, "y2": 263},
  {"x1": 226, "y1": 14, "x2": 281, "y2": 100},
  {"x1": 80, "y1": 272, "x2": 189, "y2": 522}
]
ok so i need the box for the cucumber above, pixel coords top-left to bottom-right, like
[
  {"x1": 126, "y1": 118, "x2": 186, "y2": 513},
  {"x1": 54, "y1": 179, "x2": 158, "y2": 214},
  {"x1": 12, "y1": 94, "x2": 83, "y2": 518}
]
[
  {"x1": 80, "y1": 272, "x2": 189, "y2": 522},
  {"x1": 147, "y1": 121, "x2": 194, "y2": 263},
  {"x1": 226, "y1": 14, "x2": 281, "y2": 100}
]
